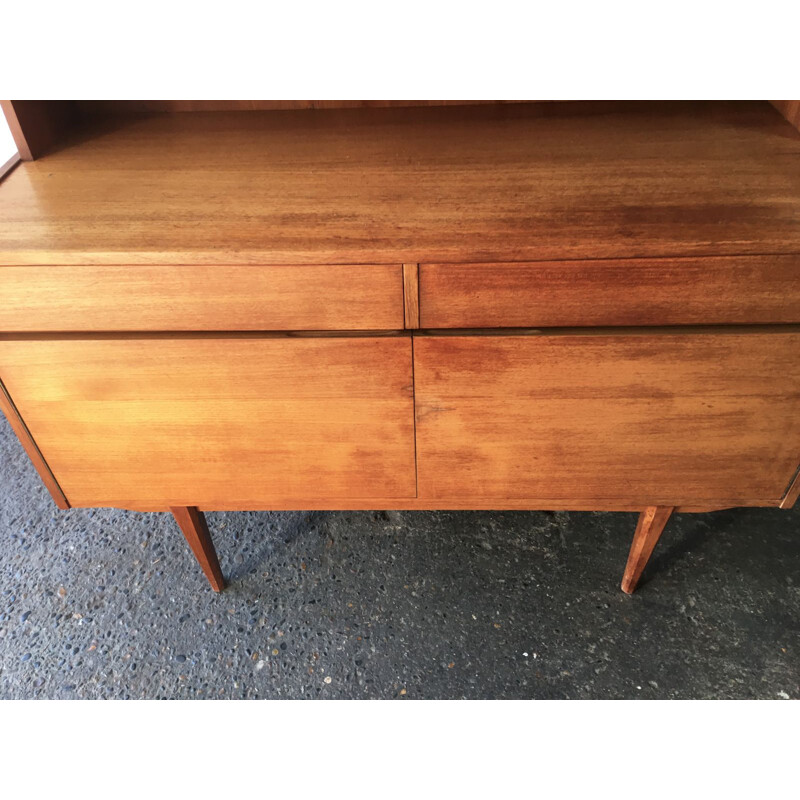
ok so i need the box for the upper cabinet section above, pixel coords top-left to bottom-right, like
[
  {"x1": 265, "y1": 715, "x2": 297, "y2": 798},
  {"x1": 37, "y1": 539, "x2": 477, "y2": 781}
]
[{"x1": 1, "y1": 101, "x2": 799, "y2": 266}]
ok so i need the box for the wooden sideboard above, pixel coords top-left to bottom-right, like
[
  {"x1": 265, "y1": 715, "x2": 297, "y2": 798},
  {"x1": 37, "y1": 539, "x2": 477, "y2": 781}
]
[{"x1": 1, "y1": 100, "x2": 798, "y2": 594}]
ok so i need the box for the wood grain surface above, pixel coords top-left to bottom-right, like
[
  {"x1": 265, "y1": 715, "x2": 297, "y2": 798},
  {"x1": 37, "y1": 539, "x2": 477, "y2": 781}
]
[
  {"x1": 414, "y1": 331, "x2": 800, "y2": 507},
  {"x1": 0, "y1": 264, "x2": 404, "y2": 332},
  {"x1": 0, "y1": 336, "x2": 416, "y2": 508},
  {"x1": 1, "y1": 102, "x2": 799, "y2": 266},
  {"x1": 0, "y1": 377, "x2": 70, "y2": 508},
  {"x1": 419, "y1": 256, "x2": 800, "y2": 328},
  {"x1": 402, "y1": 264, "x2": 420, "y2": 329}
]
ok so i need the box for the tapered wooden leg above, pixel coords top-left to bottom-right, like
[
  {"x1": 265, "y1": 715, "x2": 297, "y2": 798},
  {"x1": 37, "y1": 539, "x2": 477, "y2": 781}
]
[
  {"x1": 170, "y1": 506, "x2": 226, "y2": 592},
  {"x1": 621, "y1": 506, "x2": 674, "y2": 594}
]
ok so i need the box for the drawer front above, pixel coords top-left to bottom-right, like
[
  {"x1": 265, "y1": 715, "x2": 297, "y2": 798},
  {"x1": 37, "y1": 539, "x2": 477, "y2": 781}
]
[
  {"x1": 0, "y1": 264, "x2": 404, "y2": 332},
  {"x1": 414, "y1": 331, "x2": 800, "y2": 507},
  {"x1": 0, "y1": 336, "x2": 415, "y2": 507},
  {"x1": 419, "y1": 256, "x2": 800, "y2": 328}
]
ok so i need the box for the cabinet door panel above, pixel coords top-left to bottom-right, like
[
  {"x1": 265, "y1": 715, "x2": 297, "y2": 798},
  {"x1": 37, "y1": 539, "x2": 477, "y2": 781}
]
[
  {"x1": 0, "y1": 336, "x2": 416, "y2": 508},
  {"x1": 414, "y1": 332, "x2": 800, "y2": 507}
]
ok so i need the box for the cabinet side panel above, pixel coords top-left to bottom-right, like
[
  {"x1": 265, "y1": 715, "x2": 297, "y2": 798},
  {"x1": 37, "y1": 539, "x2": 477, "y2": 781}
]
[{"x1": 1, "y1": 101, "x2": 79, "y2": 161}]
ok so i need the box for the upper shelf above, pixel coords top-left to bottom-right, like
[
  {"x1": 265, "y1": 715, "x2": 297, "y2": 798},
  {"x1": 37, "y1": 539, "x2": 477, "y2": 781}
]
[{"x1": 1, "y1": 101, "x2": 799, "y2": 266}]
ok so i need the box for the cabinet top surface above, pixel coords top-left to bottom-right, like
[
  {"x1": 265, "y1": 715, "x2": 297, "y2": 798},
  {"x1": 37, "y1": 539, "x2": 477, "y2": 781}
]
[{"x1": 2, "y1": 101, "x2": 800, "y2": 266}]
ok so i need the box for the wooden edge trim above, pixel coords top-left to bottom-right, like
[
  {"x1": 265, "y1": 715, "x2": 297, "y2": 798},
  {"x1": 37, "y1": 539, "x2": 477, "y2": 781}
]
[
  {"x1": 402, "y1": 263, "x2": 420, "y2": 329},
  {"x1": 76, "y1": 501, "x2": 745, "y2": 513},
  {"x1": 779, "y1": 464, "x2": 800, "y2": 509},
  {"x1": 2, "y1": 325, "x2": 799, "y2": 342},
  {"x1": 79, "y1": 100, "x2": 537, "y2": 113},
  {"x1": 0, "y1": 101, "x2": 33, "y2": 161},
  {"x1": 0, "y1": 153, "x2": 21, "y2": 184},
  {"x1": 0, "y1": 377, "x2": 70, "y2": 509},
  {"x1": 5, "y1": 248, "x2": 800, "y2": 268}
]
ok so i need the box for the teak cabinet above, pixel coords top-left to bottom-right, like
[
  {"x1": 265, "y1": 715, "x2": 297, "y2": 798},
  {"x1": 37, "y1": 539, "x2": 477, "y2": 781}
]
[{"x1": 1, "y1": 100, "x2": 799, "y2": 594}]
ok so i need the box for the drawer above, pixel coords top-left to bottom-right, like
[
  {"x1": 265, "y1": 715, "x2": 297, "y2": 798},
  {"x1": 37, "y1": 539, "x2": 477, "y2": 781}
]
[
  {"x1": 414, "y1": 330, "x2": 800, "y2": 507},
  {"x1": 0, "y1": 335, "x2": 416, "y2": 507},
  {"x1": 419, "y1": 256, "x2": 800, "y2": 328},
  {"x1": 0, "y1": 264, "x2": 404, "y2": 331}
]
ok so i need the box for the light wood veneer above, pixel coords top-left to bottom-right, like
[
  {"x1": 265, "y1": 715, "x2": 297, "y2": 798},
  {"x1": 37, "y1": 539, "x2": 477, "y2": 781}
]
[
  {"x1": 414, "y1": 331, "x2": 800, "y2": 507},
  {"x1": 420, "y1": 257, "x2": 800, "y2": 328},
  {"x1": 0, "y1": 264, "x2": 404, "y2": 332},
  {"x1": 0, "y1": 336, "x2": 416, "y2": 508}
]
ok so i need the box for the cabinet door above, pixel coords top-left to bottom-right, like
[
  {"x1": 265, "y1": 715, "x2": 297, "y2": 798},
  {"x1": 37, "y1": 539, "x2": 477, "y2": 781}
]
[
  {"x1": 0, "y1": 336, "x2": 415, "y2": 508},
  {"x1": 414, "y1": 332, "x2": 800, "y2": 508}
]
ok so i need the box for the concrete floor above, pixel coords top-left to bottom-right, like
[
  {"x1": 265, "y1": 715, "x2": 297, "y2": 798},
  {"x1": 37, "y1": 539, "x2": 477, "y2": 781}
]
[{"x1": 1, "y1": 413, "x2": 798, "y2": 699}]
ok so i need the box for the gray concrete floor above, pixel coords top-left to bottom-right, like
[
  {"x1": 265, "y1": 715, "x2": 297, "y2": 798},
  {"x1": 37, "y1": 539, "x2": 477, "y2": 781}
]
[{"x1": 1, "y1": 413, "x2": 798, "y2": 699}]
